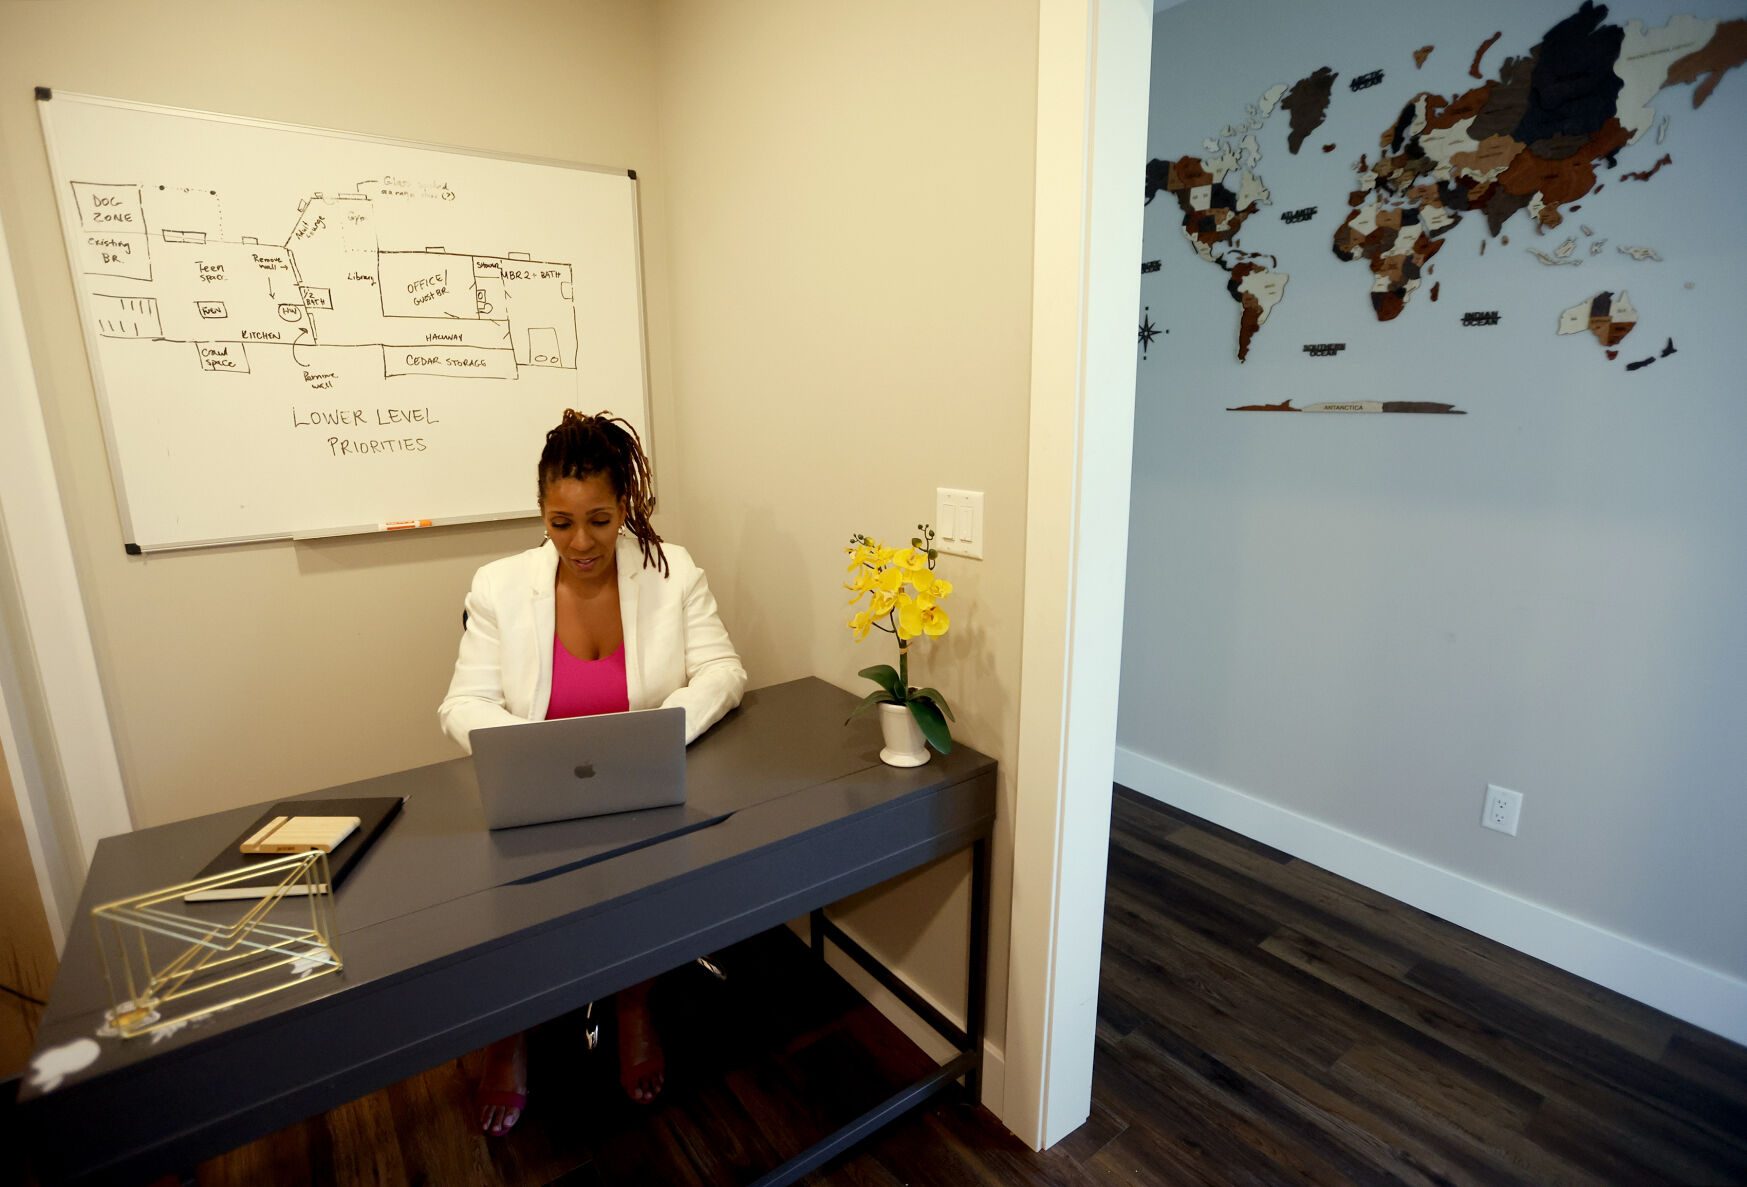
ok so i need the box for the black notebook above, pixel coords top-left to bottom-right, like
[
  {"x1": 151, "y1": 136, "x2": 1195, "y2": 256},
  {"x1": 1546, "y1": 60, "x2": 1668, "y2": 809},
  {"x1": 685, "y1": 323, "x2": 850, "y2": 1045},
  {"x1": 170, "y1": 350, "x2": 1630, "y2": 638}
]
[{"x1": 183, "y1": 796, "x2": 405, "y2": 901}]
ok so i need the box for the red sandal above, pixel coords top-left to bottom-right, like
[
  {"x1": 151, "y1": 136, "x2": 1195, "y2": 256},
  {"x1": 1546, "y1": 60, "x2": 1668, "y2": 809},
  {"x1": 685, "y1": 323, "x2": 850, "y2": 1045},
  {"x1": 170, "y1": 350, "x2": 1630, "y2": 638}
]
[{"x1": 475, "y1": 1030, "x2": 529, "y2": 1136}]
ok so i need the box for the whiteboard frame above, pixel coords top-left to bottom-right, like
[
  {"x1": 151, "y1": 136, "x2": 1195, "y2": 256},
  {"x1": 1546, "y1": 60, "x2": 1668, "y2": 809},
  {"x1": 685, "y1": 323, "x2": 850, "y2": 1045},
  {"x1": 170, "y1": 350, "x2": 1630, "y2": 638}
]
[{"x1": 36, "y1": 89, "x2": 654, "y2": 553}]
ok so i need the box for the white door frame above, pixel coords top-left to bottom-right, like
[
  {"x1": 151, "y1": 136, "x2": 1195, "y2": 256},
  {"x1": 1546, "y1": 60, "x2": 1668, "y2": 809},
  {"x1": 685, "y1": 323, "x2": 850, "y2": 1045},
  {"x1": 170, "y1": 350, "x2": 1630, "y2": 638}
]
[
  {"x1": 1005, "y1": 0, "x2": 1152, "y2": 1150},
  {"x1": 0, "y1": 205, "x2": 133, "y2": 947}
]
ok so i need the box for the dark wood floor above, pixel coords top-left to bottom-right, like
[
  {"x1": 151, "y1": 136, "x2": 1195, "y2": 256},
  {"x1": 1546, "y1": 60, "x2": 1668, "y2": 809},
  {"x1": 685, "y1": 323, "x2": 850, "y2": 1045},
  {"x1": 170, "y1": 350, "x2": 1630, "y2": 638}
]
[
  {"x1": 164, "y1": 930, "x2": 1052, "y2": 1187},
  {"x1": 1081, "y1": 788, "x2": 1747, "y2": 1186},
  {"x1": 10, "y1": 786, "x2": 1747, "y2": 1185}
]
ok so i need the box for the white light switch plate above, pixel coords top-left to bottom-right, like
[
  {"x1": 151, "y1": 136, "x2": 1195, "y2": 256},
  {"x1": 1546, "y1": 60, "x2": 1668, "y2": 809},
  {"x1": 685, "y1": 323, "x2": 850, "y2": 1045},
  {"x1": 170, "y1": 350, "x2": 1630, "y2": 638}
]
[{"x1": 935, "y1": 488, "x2": 984, "y2": 560}]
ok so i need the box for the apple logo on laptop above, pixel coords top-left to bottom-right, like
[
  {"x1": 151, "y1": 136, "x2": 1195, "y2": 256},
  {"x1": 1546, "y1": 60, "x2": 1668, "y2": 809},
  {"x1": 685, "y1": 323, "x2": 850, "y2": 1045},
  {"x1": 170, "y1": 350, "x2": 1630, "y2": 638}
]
[{"x1": 574, "y1": 763, "x2": 595, "y2": 779}]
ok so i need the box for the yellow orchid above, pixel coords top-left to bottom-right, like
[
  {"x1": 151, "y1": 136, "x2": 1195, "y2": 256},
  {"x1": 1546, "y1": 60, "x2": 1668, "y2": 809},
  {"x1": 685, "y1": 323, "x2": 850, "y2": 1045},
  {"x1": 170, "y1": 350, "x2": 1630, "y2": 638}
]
[
  {"x1": 842, "y1": 525, "x2": 958, "y2": 756},
  {"x1": 842, "y1": 529, "x2": 954, "y2": 647},
  {"x1": 908, "y1": 571, "x2": 949, "y2": 600},
  {"x1": 895, "y1": 593, "x2": 922, "y2": 640}
]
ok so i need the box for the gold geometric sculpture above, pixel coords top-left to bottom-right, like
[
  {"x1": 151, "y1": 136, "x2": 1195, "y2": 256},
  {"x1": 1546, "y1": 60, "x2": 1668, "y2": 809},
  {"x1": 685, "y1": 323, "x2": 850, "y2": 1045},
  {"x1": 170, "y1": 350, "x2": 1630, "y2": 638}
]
[{"x1": 90, "y1": 850, "x2": 343, "y2": 1039}]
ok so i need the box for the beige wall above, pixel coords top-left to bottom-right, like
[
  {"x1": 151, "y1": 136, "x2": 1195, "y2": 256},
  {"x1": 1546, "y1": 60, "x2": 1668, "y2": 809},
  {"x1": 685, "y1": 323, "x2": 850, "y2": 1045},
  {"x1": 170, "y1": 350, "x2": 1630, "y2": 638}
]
[
  {"x1": 0, "y1": 0, "x2": 674, "y2": 827},
  {"x1": 652, "y1": 0, "x2": 1040, "y2": 1090}
]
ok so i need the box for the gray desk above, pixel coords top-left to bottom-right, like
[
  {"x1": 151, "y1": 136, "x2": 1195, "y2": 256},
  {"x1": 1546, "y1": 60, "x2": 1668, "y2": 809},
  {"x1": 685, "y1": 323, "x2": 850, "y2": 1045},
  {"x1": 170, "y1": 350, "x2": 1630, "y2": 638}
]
[{"x1": 19, "y1": 677, "x2": 996, "y2": 1186}]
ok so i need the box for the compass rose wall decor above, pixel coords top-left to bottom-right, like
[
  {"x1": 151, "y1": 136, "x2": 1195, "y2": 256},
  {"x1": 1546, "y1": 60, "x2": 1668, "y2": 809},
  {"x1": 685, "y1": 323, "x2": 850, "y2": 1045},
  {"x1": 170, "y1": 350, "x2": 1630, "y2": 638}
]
[{"x1": 1139, "y1": 306, "x2": 1162, "y2": 359}]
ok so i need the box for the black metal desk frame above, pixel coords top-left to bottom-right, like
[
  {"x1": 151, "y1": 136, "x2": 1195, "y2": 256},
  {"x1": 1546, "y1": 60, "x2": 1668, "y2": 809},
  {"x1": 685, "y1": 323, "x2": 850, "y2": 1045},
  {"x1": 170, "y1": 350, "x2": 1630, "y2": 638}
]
[{"x1": 786, "y1": 830, "x2": 992, "y2": 1187}]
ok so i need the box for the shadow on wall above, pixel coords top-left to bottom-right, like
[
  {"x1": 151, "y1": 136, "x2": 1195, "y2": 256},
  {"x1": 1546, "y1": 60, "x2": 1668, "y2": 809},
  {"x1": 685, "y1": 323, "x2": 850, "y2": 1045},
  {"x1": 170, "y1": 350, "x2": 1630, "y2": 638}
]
[
  {"x1": 929, "y1": 562, "x2": 1004, "y2": 760},
  {"x1": 725, "y1": 507, "x2": 804, "y2": 689}
]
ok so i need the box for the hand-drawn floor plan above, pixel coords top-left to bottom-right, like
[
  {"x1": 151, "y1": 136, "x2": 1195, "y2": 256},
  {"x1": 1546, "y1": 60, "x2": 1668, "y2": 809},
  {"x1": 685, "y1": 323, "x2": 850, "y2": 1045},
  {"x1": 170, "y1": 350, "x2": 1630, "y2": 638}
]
[{"x1": 69, "y1": 179, "x2": 578, "y2": 380}]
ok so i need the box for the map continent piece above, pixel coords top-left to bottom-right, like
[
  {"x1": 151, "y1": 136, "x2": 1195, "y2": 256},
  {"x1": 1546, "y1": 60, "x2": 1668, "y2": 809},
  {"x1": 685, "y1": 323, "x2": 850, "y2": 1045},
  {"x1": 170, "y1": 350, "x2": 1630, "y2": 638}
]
[
  {"x1": 1621, "y1": 153, "x2": 1672, "y2": 181},
  {"x1": 1615, "y1": 15, "x2": 1722, "y2": 138},
  {"x1": 1227, "y1": 262, "x2": 1289, "y2": 362},
  {"x1": 1557, "y1": 289, "x2": 1638, "y2": 348},
  {"x1": 1281, "y1": 67, "x2": 1338, "y2": 155},
  {"x1": 1257, "y1": 83, "x2": 1289, "y2": 117},
  {"x1": 1663, "y1": 18, "x2": 1747, "y2": 107},
  {"x1": 1331, "y1": 199, "x2": 1443, "y2": 320},
  {"x1": 1331, "y1": 2, "x2": 1746, "y2": 322},
  {"x1": 1470, "y1": 31, "x2": 1503, "y2": 78},
  {"x1": 1152, "y1": 155, "x2": 1266, "y2": 260},
  {"x1": 1148, "y1": 144, "x2": 1287, "y2": 361}
]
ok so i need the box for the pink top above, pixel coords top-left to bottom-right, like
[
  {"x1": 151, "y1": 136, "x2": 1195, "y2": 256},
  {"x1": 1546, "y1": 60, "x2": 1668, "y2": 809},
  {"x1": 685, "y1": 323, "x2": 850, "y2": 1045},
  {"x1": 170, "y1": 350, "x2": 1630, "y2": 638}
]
[{"x1": 545, "y1": 634, "x2": 630, "y2": 720}]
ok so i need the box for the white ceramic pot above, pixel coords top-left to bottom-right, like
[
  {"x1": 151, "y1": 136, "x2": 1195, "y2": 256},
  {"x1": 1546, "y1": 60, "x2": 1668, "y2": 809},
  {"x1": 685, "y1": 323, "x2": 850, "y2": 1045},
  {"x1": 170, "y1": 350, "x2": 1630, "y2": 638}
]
[{"x1": 878, "y1": 701, "x2": 931, "y2": 767}]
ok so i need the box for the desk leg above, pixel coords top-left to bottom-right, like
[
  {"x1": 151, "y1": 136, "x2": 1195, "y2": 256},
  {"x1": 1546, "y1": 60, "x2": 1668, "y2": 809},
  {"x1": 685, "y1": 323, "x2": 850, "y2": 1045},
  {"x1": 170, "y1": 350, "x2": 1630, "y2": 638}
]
[
  {"x1": 964, "y1": 835, "x2": 991, "y2": 1105},
  {"x1": 756, "y1": 831, "x2": 994, "y2": 1185}
]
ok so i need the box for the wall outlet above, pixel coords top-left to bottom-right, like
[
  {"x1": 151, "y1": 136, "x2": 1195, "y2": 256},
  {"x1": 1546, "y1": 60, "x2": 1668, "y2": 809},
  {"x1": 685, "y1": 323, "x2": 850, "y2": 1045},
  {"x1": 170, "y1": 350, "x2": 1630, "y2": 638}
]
[{"x1": 1481, "y1": 784, "x2": 1523, "y2": 836}]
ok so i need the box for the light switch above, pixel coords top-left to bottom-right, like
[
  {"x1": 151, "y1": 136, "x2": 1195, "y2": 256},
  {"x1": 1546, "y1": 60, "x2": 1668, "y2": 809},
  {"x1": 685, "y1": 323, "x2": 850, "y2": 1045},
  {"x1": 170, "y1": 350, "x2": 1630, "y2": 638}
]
[{"x1": 935, "y1": 488, "x2": 984, "y2": 560}]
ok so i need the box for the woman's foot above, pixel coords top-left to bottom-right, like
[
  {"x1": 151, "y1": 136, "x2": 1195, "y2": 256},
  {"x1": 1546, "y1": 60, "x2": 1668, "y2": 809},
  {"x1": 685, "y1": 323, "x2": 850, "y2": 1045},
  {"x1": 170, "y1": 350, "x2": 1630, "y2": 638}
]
[
  {"x1": 475, "y1": 1031, "x2": 528, "y2": 1136},
  {"x1": 617, "y1": 981, "x2": 664, "y2": 1104}
]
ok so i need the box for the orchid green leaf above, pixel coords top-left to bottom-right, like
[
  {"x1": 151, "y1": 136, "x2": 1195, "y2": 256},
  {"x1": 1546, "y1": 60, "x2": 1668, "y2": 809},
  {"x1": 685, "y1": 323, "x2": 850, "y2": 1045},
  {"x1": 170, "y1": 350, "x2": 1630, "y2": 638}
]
[
  {"x1": 858, "y1": 664, "x2": 903, "y2": 701},
  {"x1": 908, "y1": 698, "x2": 953, "y2": 753},
  {"x1": 914, "y1": 688, "x2": 955, "y2": 721},
  {"x1": 845, "y1": 687, "x2": 897, "y2": 724}
]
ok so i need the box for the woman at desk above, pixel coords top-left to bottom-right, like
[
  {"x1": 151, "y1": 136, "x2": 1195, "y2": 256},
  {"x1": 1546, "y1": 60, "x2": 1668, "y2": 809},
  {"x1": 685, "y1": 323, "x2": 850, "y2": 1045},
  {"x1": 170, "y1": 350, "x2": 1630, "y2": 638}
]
[{"x1": 440, "y1": 409, "x2": 746, "y2": 1135}]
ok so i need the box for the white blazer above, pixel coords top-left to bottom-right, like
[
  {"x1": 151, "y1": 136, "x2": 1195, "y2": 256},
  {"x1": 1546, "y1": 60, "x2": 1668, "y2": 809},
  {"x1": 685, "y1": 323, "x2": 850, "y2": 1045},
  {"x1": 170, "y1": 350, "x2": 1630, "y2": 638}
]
[{"x1": 439, "y1": 535, "x2": 746, "y2": 750}]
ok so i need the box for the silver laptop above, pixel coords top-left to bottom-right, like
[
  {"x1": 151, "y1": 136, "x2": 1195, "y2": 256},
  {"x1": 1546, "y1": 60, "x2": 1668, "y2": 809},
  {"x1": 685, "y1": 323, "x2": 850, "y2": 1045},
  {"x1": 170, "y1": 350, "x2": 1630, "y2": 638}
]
[{"x1": 470, "y1": 706, "x2": 686, "y2": 829}]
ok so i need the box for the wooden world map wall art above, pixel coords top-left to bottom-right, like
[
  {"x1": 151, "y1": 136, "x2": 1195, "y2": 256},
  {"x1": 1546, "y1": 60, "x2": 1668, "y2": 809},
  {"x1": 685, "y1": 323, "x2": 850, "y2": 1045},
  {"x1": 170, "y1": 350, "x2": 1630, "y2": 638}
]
[{"x1": 1138, "y1": 1, "x2": 1746, "y2": 414}]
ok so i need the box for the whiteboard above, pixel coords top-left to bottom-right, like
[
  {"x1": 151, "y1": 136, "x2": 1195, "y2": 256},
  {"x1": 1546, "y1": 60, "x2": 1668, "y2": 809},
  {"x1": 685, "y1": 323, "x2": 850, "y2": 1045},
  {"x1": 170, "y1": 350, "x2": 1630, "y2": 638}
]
[{"x1": 36, "y1": 91, "x2": 650, "y2": 552}]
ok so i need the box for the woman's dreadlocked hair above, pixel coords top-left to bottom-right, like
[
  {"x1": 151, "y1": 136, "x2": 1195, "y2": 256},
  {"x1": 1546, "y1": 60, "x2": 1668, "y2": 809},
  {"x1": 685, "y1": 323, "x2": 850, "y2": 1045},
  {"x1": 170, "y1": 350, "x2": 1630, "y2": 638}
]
[{"x1": 537, "y1": 410, "x2": 667, "y2": 577}]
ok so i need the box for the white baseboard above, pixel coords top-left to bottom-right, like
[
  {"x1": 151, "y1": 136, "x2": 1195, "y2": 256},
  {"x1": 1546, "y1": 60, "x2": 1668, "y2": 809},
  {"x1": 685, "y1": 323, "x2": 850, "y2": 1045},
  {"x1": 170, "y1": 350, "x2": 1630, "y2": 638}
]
[
  {"x1": 787, "y1": 918, "x2": 1007, "y2": 1116},
  {"x1": 1113, "y1": 748, "x2": 1747, "y2": 1048}
]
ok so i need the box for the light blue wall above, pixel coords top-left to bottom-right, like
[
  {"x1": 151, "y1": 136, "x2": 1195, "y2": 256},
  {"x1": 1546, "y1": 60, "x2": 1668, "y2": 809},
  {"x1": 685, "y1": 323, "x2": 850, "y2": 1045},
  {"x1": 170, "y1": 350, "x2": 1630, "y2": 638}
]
[{"x1": 1122, "y1": 0, "x2": 1747, "y2": 981}]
